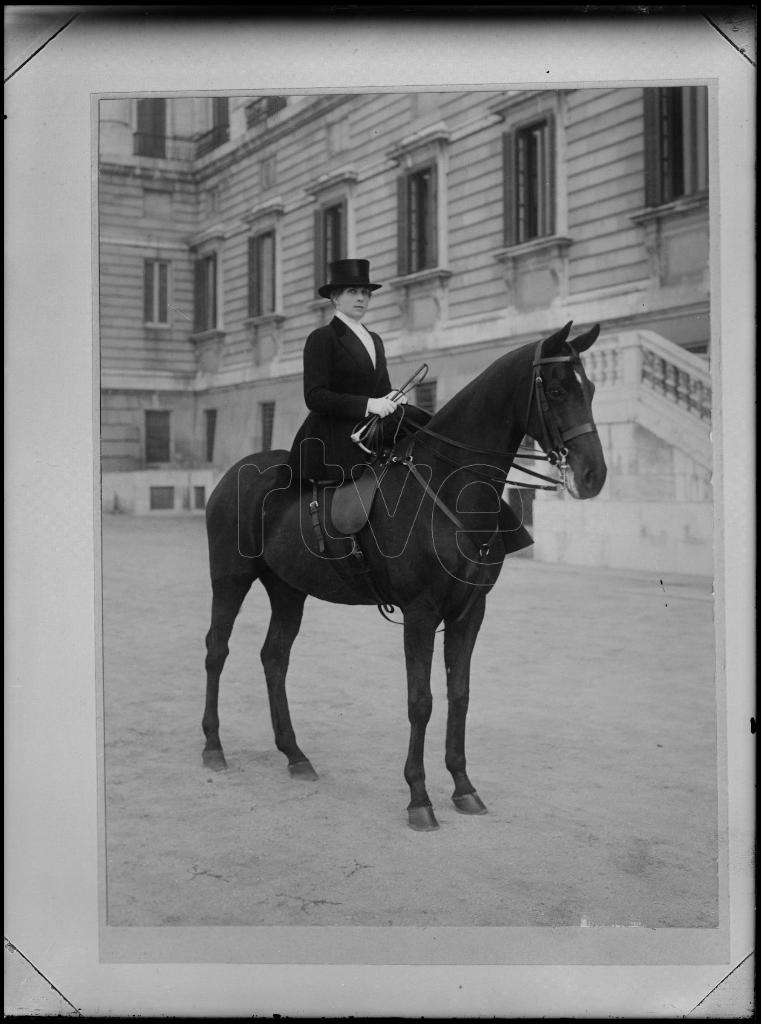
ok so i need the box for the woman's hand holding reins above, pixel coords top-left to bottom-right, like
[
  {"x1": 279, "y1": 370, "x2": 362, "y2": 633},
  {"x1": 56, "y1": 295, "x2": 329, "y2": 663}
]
[{"x1": 366, "y1": 396, "x2": 398, "y2": 418}]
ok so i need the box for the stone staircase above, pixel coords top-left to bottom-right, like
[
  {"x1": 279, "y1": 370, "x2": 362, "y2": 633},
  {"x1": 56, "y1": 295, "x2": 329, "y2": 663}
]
[
  {"x1": 531, "y1": 329, "x2": 714, "y2": 575},
  {"x1": 585, "y1": 329, "x2": 712, "y2": 476}
]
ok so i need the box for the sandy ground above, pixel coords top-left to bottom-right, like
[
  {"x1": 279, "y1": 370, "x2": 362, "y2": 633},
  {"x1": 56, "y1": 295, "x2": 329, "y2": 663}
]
[{"x1": 101, "y1": 514, "x2": 718, "y2": 928}]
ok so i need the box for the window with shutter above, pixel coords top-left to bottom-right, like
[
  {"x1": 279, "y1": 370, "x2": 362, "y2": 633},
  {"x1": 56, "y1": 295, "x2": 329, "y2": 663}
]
[
  {"x1": 259, "y1": 402, "x2": 275, "y2": 452},
  {"x1": 204, "y1": 409, "x2": 217, "y2": 463},
  {"x1": 145, "y1": 410, "x2": 170, "y2": 463},
  {"x1": 245, "y1": 96, "x2": 287, "y2": 129},
  {"x1": 644, "y1": 86, "x2": 709, "y2": 206},
  {"x1": 195, "y1": 97, "x2": 230, "y2": 157},
  {"x1": 143, "y1": 259, "x2": 170, "y2": 324},
  {"x1": 135, "y1": 99, "x2": 166, "y2": 158},
  {"x1": 193, "y1": 253, "x2": 217, "y2": 332},
  {"x1": 314, "y1": 200, "x2": 346, "y2": 292},
  {"x1": 398, "y1": 162, "x2": 438, "y2": 274},
  {"x1": 504, "y1": 115, "x2": 555, "y2": 245},
  {"x1": 248, "y1": 231, "x2": 276, "y2": 317}
]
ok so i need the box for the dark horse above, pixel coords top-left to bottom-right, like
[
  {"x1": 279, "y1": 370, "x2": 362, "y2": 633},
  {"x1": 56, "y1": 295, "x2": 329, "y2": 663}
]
[{"x1": 203, "y1": 321, "x2": 607, "y2": 830}]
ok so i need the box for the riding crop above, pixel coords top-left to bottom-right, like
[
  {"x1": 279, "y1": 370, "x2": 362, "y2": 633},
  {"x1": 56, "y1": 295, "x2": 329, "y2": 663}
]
[{"x1": 350, "y1": 363, "x2": 429, "y2": 454}]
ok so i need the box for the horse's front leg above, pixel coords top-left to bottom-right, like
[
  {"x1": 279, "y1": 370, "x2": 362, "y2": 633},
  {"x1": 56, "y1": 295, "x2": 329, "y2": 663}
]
[
  {"x1": 444, "y1": 593, "x2": 488, "y2": 815},
  {"x1": 403, "y1": 604, "x2": 440, "y2": 831}
]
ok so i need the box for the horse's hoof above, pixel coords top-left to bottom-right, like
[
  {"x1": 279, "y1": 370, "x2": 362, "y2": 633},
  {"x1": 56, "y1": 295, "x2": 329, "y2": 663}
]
[
  {"x1": 452, "y1": 791, "x2": 488, "y2": 815},
  {"x1": 289, "y1": 759, "x2": 318, "y2": 780},
  {"x1": 203, "y1": 749, "x2": 228, "y2": 771},
  {"x1": 408, "y1": 805, "x2": 439, "y2": 831}
]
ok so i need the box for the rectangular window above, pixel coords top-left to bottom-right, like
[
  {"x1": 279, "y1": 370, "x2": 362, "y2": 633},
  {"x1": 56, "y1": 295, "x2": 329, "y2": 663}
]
[
  {"x1": 398, "y1": 164, "x2": 438, "y2": 275},
  {"x1": 503, "y1": 117, "x2": 555, "y2": 246},
  {"x1": 134, "y1": 98, "x2": 166, "y2": 158},
  {"x1": 644, "y1": 86, "x2": 709, "y2": 205},
  {"x1": 314, "y1": 200, "x2": 346, "y2": 292},
  {"x1": 145, "y1": 410, "x2": 170, "y2": 463},
  {"x1": 248, "y1": 231, "x2": 276, "y2": 317},
  {"x1": 195, "y1": 97, "x2": 230, "y2": 157},
  {"x1": 245, "y1": 96, "x2": 287, "y2": 129},
  {"x1": 194, "y1": 486, "x2": 206, "y2": 510},
  {"x1": 204, "y1": 409, "x2": 217, "y2": 463},
  {"x1": 193, "y1": 253, "x2": 217, "y2": 332},
  {"x1": 414, "y1": 380, "x2": 437, "y2": 415},
  {"x1": 149, "y1": 486, "x2": 175, "y2": 510},
  {"x1": 143, "y1": 259, "x2": 170, "y2": 324},
  {"x1": 259, "y1": 402, "x2": 275, "y2": 452}
]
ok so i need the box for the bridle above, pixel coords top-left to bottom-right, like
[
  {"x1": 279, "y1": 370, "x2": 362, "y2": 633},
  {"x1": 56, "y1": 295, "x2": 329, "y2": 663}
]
[
  {"x1": 526, "y1": 337, "x2": 598, "y2": 484},
  {"x1": 411, "y1": 338, "x2": 598, "y2": 493}
]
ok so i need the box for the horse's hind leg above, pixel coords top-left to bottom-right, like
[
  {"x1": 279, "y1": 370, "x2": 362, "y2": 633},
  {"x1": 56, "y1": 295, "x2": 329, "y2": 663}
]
[
  {"x1": 203, "y1": 574, "x2": 253, "y2": 770},
  {"x1": 444, "y1": 595, "x2": 488, "y2": 815},
  {"x1": 258, "y1": 568, "x2": 316, "y2": 780}
]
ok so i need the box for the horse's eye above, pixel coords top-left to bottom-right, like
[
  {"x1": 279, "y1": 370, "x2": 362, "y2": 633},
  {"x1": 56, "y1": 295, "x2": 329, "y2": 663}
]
[{"x1": 548, "y1": 385, "x2": 565, "y2": 400}]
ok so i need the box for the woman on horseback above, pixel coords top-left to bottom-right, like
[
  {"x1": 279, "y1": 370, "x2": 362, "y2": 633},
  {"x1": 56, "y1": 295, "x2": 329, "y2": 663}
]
[{"x1": 287, "y1": 259, "x2": 429, "y2": 484}]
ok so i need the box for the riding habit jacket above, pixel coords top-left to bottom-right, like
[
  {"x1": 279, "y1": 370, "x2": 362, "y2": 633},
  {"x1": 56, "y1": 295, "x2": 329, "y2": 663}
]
[
  {"x1": 288, "y1": 316, "x2": 394, "y2": 483},
  {"x1": 286, "y1": 316, "x2": 533, "y2": 555}
]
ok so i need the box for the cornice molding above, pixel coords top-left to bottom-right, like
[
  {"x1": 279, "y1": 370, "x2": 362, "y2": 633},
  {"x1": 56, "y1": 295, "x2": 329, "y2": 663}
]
[
  {"x1": 304, "y1": 166, "x2": 359, "y2": 197},
  {"x1": 241, "y1": 198, "x2": 285, "y2": 224},
  {"x1": 487, "y1": 90, "x2": 558, "y2": 120},
  {"x1": 386, "y1": 121, "x2": 450, "y2": 165}
]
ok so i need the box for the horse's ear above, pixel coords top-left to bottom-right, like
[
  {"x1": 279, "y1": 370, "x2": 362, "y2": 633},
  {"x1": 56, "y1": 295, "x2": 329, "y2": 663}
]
[
  {"x1": 542, "y1": 321, "x2": 574, "y2": 355},
  {"x1": 569, "y1": 324, "x2": 600, "y2": 353}
]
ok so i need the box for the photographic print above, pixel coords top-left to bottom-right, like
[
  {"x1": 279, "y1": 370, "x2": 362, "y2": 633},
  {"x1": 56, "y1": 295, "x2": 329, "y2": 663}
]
[
  {"x1": 99, "y1": 84, "x2": 719, "y2": 932},
  {"x1": 6, "y1": 8, "x2": 754, "y2": 1018}
]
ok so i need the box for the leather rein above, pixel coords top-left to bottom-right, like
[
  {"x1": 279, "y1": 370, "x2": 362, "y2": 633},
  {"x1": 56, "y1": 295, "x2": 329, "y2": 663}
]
[
  {"x1": 410, "y1": 338, "x2": 598, "y2": 493},
  {"x1": 359, "y1": 339, "x2": 598, "y2": 626}
]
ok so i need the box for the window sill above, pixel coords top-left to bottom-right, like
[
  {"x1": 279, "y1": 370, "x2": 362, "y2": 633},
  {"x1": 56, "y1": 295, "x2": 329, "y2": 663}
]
[
  {"x1": 188, "y1": 224, "x2": 227, "y2": 249},
  {"x1": 388, "y1": 267, "x2": 452, "y2": 289},
  {"x1": 492, "y1": 235, "x2": 572, "y2": 263},
  {"x1": 244, "y1": 313, "x2": 286, "y2": 328},
  {"x1": 630, "y1": 193, "x2": 708, "y2": 226},
  {"x1": 190, "y1": 328, "x2": 226, "y2": 344},
  {"x1": 242, "y1": 199, "x2": 285, "y2": 224},
  {"x1": 387, "y1": 122, "x2": 450, "y2": 164},
  {"x1": 304, "y1": 166, "x2": 358, "y2": 197}
]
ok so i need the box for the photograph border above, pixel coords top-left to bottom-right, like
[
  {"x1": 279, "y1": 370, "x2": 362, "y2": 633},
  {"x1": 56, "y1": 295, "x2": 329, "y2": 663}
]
[{"x1": 6, "y1": 8, "x2": 754, "y2": 1018}]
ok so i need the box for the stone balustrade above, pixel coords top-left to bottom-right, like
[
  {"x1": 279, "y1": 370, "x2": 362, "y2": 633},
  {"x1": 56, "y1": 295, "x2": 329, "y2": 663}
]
[{"x1": 583, "y1": 330, "x2": 711, "y2": 424}]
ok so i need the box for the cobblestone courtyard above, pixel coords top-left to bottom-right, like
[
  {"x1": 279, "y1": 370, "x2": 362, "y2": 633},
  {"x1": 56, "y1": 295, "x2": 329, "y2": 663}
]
[{"x1": 101, "y1": 514, "x2": 719, "y2": 930}]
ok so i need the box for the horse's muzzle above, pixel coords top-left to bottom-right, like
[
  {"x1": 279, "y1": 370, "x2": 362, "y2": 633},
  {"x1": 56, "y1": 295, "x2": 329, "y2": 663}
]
[{"x1": 568, "y1": 459, "x2": 606, "y2": 499}]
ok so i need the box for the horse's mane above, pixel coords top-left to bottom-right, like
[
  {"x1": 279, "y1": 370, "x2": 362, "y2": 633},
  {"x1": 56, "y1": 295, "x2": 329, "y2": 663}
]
[{"x1": 423, "y1": 338, "x2": 534, "y2": 434}]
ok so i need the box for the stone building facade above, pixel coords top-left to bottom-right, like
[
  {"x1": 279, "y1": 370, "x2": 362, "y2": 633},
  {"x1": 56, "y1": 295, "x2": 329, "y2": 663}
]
[{"x1": 98, "y1": 88, "x2": 713, "y2": 573}]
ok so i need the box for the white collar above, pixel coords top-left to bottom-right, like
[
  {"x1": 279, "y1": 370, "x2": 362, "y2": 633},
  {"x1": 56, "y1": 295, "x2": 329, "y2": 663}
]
[
  {"x1": 335, "y1": 310, "x2": 371, "y2": 337},
  {"x1": 334, "y1": 310, "x2": 375, "y2": 366}
]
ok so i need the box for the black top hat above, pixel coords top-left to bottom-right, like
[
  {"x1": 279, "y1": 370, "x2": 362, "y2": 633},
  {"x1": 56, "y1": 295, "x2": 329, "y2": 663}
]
[{"x1": 317, "y1": 259, "x2": 382, "y2": 299}]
